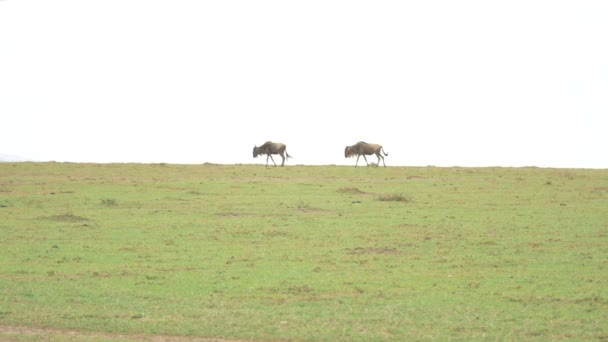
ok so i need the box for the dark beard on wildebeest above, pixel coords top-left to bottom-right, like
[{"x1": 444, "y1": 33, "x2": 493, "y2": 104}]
[
  {"x1": 344, "y1": 141, "x2": 388, "y2": 167},
  {"x1": 253, "y1": 141, "x2": 292, "y2": 167}
]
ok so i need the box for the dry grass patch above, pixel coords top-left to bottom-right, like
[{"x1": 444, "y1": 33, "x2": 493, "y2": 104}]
[
  {"x1": 375, "y1": 193, "x2": 411, "y2": 202},
  {"x1": 337, "y1": 187, "x2": 370, "y2": 195},
  {"x1": 37, "y1": 213, "x2": 90, "y2": 222}
]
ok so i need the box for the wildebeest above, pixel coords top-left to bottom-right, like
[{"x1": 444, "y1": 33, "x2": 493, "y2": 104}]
[
  {"x1": 345, "y1": 141, "x2": 388, "y2": 167},
  {"x1": 253, "y1": 141, "x2": 292, "y2": 167}
]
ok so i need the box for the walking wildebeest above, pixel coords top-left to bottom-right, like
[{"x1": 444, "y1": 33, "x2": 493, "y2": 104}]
[
  {"x1": 253, "y1": 141, "x2": 292, "y2": 167},
  {"x1": 345, "y1": 141, "x2": 388, "y2": 167}
]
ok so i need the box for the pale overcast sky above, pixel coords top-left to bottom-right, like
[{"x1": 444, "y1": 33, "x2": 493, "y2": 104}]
[{"x1": 1, "y1": 1, "x2": 607, "y2": 167}]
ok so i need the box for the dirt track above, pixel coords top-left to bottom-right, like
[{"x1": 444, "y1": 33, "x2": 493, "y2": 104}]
[{"x1": 0, "y1": 325, "x2": 252, "y2": 342}]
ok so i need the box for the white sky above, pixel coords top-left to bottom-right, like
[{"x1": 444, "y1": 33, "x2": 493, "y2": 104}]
[{"x1": 1, "y1": 1, "x2": 607, "y2": 168}]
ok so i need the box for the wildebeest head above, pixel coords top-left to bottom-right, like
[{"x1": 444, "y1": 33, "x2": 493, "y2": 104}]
[
  {"x1": 345, "y1": 144, "x2": 361, "y2": 158},
  {"x1": 253, "y1": 146, "x2": 259, "y2": 158},
  {"x1": 345, "y1": 146, "x2": 352, "y2": 158}
]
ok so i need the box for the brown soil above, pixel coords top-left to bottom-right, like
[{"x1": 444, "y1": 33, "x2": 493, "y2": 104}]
[{"x1": 0, "y1": 325, "x2": 252, "y2": 342}]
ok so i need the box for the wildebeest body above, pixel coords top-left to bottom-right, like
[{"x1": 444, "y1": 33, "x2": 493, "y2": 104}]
[
  {"x1": 253, "y1": 141, "x2": 292, "y2": 167},
  {"x1": 345, "y1": 141, "x2": 388, "y2": 167}
]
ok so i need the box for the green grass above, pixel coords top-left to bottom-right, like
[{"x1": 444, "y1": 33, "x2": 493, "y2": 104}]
[{"x1": 1, "y1": 162, "x2": 607, "y2": 341}]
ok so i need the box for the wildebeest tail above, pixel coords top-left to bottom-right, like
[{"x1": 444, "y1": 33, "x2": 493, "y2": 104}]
[{"x1": 382, "y1": 147, "x2": 388, "y2": 156}]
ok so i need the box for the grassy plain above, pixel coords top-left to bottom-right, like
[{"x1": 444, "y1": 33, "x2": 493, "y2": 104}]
[{"x1": 0, "y1": 162, "x2": 607, "y2": 341}]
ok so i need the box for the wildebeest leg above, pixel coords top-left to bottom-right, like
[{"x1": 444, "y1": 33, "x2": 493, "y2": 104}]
[
  {"x1": 266, "y1": 155, "x2": 276, "y2": 167},
  {"x1": 280, "y1": 152, "x2": 286, "y2": 166},
  {"x1": 378, "y1": 154, "x2": 386, "y2": 167},
  {"x1": 362, "y1": 155, "x2": 369, "y2": 166},
  {"x1": 355, "y1": 155, "x2": 360, "y2": 167}
]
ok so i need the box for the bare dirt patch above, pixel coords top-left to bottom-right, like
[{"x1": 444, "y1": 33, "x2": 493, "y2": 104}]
[
  {"x1": 297, "y1": 207, "x2": 332, "y2": 213},
  {"x1": 214, "y1": 212, "x2": 256, "y2": 218},
  {"x1": 0, "y1": 325, "x2": 251, "y2": 342},
  {"x1": 348, "y1": 247, "x2": 401, "y2": 255},
  {"x1": 36, "y1": 213, "x2": 89, "y2": 222}
]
